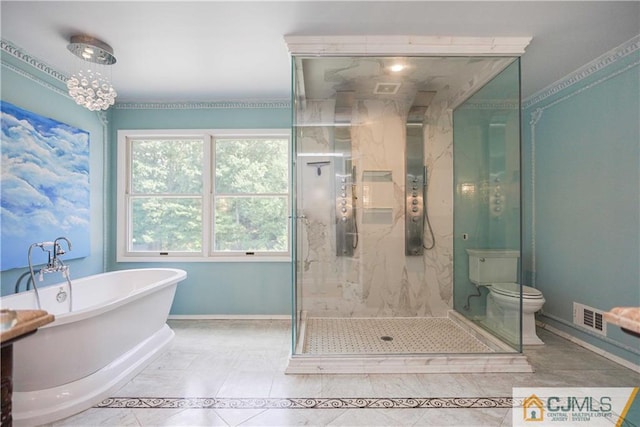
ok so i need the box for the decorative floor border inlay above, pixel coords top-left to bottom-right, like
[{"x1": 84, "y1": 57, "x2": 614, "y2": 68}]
[{"x1": 96, "y1": 397, "x2": 513, "y2": 410}]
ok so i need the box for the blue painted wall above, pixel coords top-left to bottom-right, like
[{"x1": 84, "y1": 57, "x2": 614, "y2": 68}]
[
  {"x1": 108, "y1": 105, "x2": 292, "y2": 315},
  {"x1": 1, "y1": 46, "x2": 292, "y2": 316},
  {"x1": 523, "y1": 37, "x2": 640, "y2": 365},
  {"x1": 5, "y1": 36, "x2": 640, "y2": 370},
  {"x1": 0, "y1": 51, "x2": 107, "y2": 295}
]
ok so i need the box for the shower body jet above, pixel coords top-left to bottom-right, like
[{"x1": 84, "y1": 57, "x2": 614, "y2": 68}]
[
  {"x1": 334, "y1": 91, "x2": 357, "y2": 256},
  {"x1": 405, "y1": 91, "x2": 436, "y2": 255}
]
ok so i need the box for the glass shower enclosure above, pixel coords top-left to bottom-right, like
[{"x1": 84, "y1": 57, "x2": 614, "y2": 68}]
[{"x1": 288, "y1": 55, "x2": 527, "y2": 373}]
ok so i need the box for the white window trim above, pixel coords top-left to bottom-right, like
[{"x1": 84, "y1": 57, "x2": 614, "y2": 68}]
[{"x1": 116, "y1": 129, "x2": 291, "y2": 263}]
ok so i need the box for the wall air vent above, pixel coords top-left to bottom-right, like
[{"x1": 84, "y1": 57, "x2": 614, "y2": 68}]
[{"x1": 573, "y1": 302, "x2": 607, "y2": 336}]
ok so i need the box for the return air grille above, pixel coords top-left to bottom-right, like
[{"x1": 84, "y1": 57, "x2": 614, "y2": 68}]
[{"x1": 573, "y1": 302, "x2": 607, "y2": 336}]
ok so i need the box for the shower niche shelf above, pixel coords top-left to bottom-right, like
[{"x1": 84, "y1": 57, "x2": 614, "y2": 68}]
[
  {"x1": 362, "y1": 170, "x2": 392, "y2": 182},
  {"x1": 362, "y1": 208, "x2": 393, "y2": 224},
  {"x1": 362, "y1": 170, "x2": 394, "y2": 224}
]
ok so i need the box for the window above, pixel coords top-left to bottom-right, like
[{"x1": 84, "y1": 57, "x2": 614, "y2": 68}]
[{"x1": 117, "y1": 129, "x2": 290, "y2": 261}]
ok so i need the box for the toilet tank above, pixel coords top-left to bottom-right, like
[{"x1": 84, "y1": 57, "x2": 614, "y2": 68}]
[{"x1": 466, "y1": 249, "x2": 520, "y2": 284}]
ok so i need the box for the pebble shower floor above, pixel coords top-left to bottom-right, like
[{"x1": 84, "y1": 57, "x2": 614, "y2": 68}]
[{"x1": 302, "y1": 317, "x2": 494, "y2": 354}]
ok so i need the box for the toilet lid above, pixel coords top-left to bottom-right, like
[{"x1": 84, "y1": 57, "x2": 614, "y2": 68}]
[{"x1": 490, "y1": 282, "x2": 543, "y2": 299}]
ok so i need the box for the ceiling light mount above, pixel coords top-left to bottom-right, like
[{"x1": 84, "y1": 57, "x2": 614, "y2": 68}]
[{"x1": 67, "y1": 35, "x2": 116, "y2": 65}]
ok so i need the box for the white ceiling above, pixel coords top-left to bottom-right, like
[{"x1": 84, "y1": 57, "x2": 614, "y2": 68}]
[{"x1": 1, "y1": 1, "x2": 638, "y2": 103}]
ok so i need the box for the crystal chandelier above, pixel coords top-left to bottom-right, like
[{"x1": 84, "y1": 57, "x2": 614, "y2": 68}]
[{"x1": 66, "y1": 35, "x2": 117, "y2": 111}]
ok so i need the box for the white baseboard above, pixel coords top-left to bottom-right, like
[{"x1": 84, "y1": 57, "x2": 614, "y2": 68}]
[
  {"x1": 537, "y1": 320, "x2": 640, "y2": 373},
  {"x1": 168, "y1": 314, "x2": 291, "y2": 320}
]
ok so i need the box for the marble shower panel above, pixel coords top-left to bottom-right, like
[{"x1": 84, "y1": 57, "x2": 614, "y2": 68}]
[{"x1": 297, "y1": 97, "x2": 455, "y2": 318}]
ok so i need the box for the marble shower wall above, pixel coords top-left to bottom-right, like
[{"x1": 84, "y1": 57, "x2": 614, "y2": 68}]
[{"x1": 296, "y1": 94, "x2": 457, "y2": 318}]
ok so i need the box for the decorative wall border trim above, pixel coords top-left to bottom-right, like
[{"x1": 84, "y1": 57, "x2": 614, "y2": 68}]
[
  {"x1": 96, "y1": 396, "x2": 514, "y2": 410},
  {"x1": 525, "y1": 32, "x2": 640, "y2": 285},
  {"x1": 456, "y1": 100, "x2": 519, "y2": 110},
  {"x1": 523, "y1": 35, "x2": 640, "y2": 109},
  {"x1": 114, "y1": 100, "x2": 291, "y2": 110},
  {"x1": 1, "y1": 61, "x2": 69, "y2": 99},
  {"x1": 527, "y1": 58, "x2": 639, "y2": 285}
]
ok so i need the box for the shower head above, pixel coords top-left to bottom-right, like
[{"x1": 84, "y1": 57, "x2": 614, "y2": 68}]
[
  {"x1": 412, "y1": 91, "x2": 436, "y2": 107},
  {"x1": 335, "y1": 91, "x2": 355, "y2": 124},
  {"x1": 407, "y1": 91, "x2": 436, "y2": 124}
]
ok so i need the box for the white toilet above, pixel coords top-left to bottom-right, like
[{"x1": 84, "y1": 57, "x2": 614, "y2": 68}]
[{"x1": 466, "y1": 249, "x2": 545, "y2": 345}]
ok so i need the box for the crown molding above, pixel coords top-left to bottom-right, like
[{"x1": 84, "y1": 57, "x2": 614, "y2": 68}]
[
  {"x1": 284, "y1": 35, "x2": 532, "y2": 56},
  {"x1": 114, "y1": 100, "x2": 291, "y2": 110},
  {"x1": 523, "y1": 34, "x2": 640, "y2": 109},
  {"x1": 1, "y1": 39, "x2": 68, "y2": 84}
]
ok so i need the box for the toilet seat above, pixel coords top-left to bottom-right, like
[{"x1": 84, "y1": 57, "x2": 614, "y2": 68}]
[{"x1": 489, "y1": 282, "x2": 543, "y2": 299}]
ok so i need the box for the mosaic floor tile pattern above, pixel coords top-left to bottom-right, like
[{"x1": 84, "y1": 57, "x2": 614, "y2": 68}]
[{"x1": 302, "y1": 317, "x2": 494, "y2": 354}]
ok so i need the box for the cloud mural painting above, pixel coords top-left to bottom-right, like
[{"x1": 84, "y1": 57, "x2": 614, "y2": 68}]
[{"x1": 1, "y1": 101, "x2": 90, "y2": 270}]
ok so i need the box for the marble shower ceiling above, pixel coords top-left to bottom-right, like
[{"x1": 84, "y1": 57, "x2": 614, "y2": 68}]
[{"x1": 297, "y1": 56, "x2": 516, "y2": 107}]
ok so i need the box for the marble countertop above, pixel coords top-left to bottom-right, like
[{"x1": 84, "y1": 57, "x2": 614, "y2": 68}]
[
  {"x1": 0, "y1": 309, "x2": 55, "y2": 345},
  {"x1": 604, "y1": 307, "x2": 640, "y2": 335}
]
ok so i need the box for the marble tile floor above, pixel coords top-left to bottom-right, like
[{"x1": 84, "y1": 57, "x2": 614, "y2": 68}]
[{"x1": 47, "y1": 319, "x2": 640, "y2": 427}]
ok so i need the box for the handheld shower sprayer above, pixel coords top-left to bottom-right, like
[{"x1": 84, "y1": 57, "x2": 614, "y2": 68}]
[
  {"x1": 352, "y1": 165, "x2": 358, "y2": 249},
  {"x1": 423, "y1": 165, "x2": 436, "y2": 250}
]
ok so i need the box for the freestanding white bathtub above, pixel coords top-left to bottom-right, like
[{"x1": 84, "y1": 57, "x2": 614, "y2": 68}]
[{"x1": 0, "y1": 268, "x2": 186, "y2": 426}]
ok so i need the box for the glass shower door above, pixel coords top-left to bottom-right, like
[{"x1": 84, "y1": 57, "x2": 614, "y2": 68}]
[
  {"x1": 291, "y1": 114, "x2": 342, "y2": 355},
  {"x1": 291, "y1": 57, "x2": 303, "y2": 355},
  {"x1": 452, "y1": 59, "x2": 523, "y2": 351}
]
